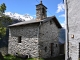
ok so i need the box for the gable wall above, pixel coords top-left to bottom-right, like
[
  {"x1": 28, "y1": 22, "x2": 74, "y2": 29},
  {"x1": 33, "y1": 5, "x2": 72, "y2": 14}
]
[
  {"x1": 67, "y1": 0, "x2": 80, "y2": 60},
  {"x1": 8, "y1": 23, "x2": 39, "y2": 58},
  {"x1": 39, "y1": 20, "x2": 60, "y2": 58}
]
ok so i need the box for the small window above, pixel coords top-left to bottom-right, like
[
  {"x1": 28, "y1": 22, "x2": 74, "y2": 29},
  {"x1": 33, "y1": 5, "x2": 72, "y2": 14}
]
[
  {"x1": 18, "y1": 36, "x2": 21, "y2": 43},
  {"x1": 45, "y1": 47, "x2": 47, "y2": 52},
  {"x1": 50, "y1": 20, "x2": 53, "y2": 25}
]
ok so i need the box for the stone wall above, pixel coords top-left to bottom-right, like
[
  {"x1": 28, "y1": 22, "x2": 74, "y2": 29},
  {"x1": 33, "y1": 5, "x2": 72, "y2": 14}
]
[
  {"x1": 36, "y1": 4, "x2": 47, "y2": 20},
  {"x1": 39, "y1": 20, "x2": 60, "y2": 58},
  {"x1": 8, "y1": 23, "x2": 39, "y2": 58},
  {"x1": 67, "y1": 0, "x2": 80, "y2": 60},
  {"x1": 8, "y1": 20, "x2": 60, "y2": 58}
]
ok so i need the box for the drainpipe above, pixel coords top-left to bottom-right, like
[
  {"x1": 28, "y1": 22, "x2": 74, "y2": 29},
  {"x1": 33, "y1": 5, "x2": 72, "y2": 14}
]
[
  {"x1": 38, "y1": 21, "x2": 42, "y2": 39},
  {"x1": 38, "y1": 21, "x2": 42, "y2": 58},
  {"x1": 65, "y1": 0, "x2": 70, "y2": 60}
]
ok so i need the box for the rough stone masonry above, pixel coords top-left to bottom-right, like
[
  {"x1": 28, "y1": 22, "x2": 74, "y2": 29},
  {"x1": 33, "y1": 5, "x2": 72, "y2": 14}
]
[
  {"x1": 66, "y1": 0, "x2": 80, "y2": 60},
  {"x1": 8, "y1": 1, "x2": 62, "y2": 58}
]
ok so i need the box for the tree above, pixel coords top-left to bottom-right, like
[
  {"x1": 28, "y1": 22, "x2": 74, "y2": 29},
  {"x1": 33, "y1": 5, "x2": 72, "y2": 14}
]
[
  {"x1": 0, "y1": 3, "x2": 6, "y2": 13},
  {"x1": 0, "y1": 3, "x2": 12, "y2": 40}
]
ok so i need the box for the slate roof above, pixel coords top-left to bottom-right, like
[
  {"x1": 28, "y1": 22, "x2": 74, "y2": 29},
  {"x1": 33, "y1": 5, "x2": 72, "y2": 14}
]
[
  {"x1": 9, "y1": 16, "x2": 62, "y2": 28},
  {"x1": 36, "y1": 1, "x2": 47, "y2": 9}
]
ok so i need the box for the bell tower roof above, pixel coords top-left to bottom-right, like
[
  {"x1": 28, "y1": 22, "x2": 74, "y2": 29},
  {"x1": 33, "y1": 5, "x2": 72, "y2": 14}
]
[
  {"x1": 36, "y1": 0, "x2": 47, "y2": 9},
  {"x1": 36, "y1": 0, "x2": 47, "y2": 20}
]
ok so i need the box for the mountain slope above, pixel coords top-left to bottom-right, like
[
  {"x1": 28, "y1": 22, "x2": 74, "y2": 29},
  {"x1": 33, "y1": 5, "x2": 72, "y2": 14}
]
[{"x1": 4, "y1": 12, "x2": 33, "y2": 22}]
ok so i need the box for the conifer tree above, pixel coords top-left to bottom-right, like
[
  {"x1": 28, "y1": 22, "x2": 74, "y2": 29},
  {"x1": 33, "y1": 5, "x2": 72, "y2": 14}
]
[{"x1": 0, "y1": 3, "x2": 12, "y2": 40}]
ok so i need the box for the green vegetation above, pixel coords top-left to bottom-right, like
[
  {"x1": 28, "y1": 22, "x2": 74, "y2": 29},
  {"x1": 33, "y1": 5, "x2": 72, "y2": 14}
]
[
  {"x1": 0, "y1": 3, "x2": 6, "y2": 13},
  {"x1": 0, "y1": 54, "x2": 65, "y2": 60},
  {"x1": 0, "y1": 3, "x2": 12, "y2": 40},
  {"x1": 3, "y1": 55, "x2": 22, "y2": 60},
  {"x1": 1, "y1": 54, "x2": 44, "y2": 60}
]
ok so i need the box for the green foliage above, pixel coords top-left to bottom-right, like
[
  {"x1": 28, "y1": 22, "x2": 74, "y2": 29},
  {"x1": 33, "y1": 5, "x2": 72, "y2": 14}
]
[
  {"x1": 1, "y1": 54, "x2": 64, "y2": 60},
  {"x1": 0, "y1": 3, "x2": 12, "y2": 40},
  {"x1": 2, "y1": 54, "x2": 44, "y2": 60},
  {"x1": 0, "y1": 27, "x2": 6, "y2": 36},
  {"x1": 0, "y1": 3, "x2": 6, "y2": 13},
  {"x1": 0, "y1": 15, "x2": 12, "y2": 26},
  {"x1": 3, "y1": 55, "x2": 22, "y2": 60},
  {"x1": 0, "y1": 15, "x2": 12, "y2": 39}
]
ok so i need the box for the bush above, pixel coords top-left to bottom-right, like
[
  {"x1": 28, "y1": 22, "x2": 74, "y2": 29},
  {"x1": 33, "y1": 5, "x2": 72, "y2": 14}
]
[{"x1": 3, "y1": 54, "x2": 22, "y2": 60}]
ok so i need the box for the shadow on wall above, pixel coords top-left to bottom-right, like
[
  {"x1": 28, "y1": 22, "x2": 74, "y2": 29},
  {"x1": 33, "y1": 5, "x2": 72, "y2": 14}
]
[
  {"x1": 59, "y1": 28, "x2": 65, "y2": 54},
  {"x1": 0, "y1": 29, "x2": 9, "y2": 55}
]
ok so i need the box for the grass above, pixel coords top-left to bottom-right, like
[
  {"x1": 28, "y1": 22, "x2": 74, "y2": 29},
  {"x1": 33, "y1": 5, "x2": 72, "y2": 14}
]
[
  {"x1": 1, "y1": 54, "x2": 44, "y2": 60},
  {"x1": 0, "y1": 54, "x2": 65, "y2": 60},
  {"x1": 3, "y1": 54, "x2": 22, "y2": 60}
]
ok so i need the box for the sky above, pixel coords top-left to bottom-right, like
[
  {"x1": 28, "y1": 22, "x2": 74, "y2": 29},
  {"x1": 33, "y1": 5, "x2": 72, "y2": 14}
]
[{"x1": 0, "y1": 0, "x2": 65, "y2": 28}]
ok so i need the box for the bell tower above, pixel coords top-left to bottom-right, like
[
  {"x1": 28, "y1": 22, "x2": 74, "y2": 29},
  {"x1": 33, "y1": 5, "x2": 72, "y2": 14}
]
[{"x1": 36, "y1": 0, "x2": 47, "y2": 20}]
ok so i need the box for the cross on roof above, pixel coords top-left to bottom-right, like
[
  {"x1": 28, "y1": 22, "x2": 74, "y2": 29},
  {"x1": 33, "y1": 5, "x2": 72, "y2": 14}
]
[{"x1": 40, "y1": 0, "x2": 42, "y2": 4}]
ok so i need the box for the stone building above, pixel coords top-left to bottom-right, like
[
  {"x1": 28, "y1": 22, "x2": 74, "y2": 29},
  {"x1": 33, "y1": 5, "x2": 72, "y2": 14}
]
[
  {"x1": 8, "y1": 1, "x2": 62, "y2": 58},
  {"x1": 65, "y1": 0, "x2": 80, "y2": 60}
]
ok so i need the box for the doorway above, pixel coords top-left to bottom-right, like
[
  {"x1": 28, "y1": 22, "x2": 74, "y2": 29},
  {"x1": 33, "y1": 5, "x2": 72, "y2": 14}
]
[{"x1": 50, "y1": 43, "x2": 54, "y2": 56}]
